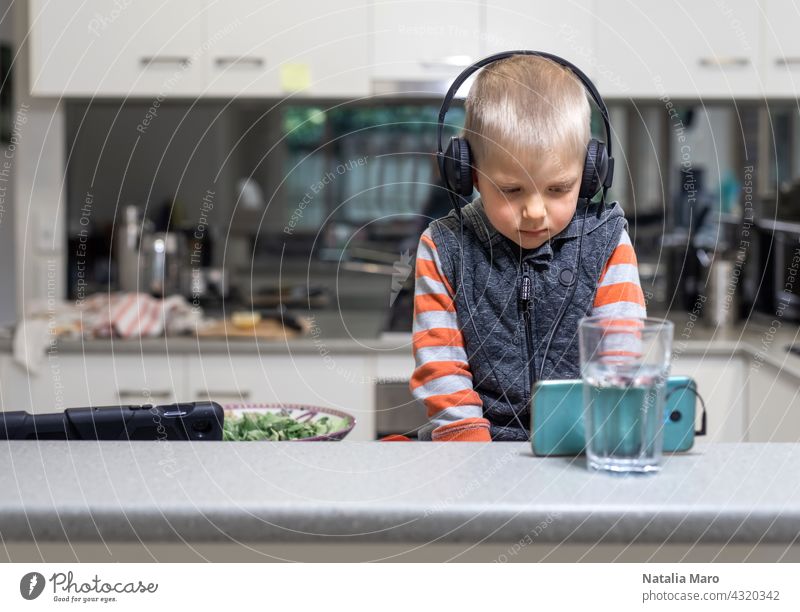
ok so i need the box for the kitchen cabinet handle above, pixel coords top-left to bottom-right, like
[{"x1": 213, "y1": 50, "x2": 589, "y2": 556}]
[
  {"x1": 197, "y1": 390, "x2": 252, "y2": 400},
  {"x1": 214, "y1": 56, "x2": 265, "y2": 69},
  {"x1": 117, "y1": 389, "x2": 172, "y2": 400},
  {"x1": 140, "y1": 56, "x2": 191, "y2": 69},
  {"x1": 775, "y1": 57, "x2": 800, "y2": 67},
  {"x1": 419, "y1": 55, "x2": 473, "y2": 71},
  {"x1": 697, "y1": 57, "x2": 749, "y2": 69}
]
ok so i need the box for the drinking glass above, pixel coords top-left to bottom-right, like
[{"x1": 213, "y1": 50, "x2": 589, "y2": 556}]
[{"x1": 578, "y1": 316, "x2": 674, "y2": 473}]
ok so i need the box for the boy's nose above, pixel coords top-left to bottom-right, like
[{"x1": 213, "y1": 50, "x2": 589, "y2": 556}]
[{"x1": 521, "y1": 193, "x2": 547, "y2": 223}]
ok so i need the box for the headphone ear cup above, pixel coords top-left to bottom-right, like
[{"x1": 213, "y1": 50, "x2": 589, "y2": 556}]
[
  {"x1": 443, "y1": 137, "x2": 474, "y2": 197},
  {"x1": 579, "y1": 138, "x2": 609, "y2": 201}
]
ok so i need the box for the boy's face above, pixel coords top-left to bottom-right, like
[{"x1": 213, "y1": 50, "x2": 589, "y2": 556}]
[{"x1": 473, "y1": 149, "x2": 583, "y2": 250}]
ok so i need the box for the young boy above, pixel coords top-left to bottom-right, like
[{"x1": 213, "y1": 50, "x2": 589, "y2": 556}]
[{"x1": 410, "y1": 55, "x2": 647, "y2": 442}]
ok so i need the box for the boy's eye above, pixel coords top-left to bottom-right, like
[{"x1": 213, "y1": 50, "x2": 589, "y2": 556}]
[{"x1": 500, "y1": 187, "x2": 520, "y2": 194}]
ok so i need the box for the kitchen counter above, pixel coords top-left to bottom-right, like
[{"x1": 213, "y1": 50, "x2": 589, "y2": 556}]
[
  {"x1": 0, "y1": 310, "x2": 798, "y2": 359},
  {"x1": 2, "y1": 440, "x2": 800, "y2": 562},
  {"x1": 0, "y1": 309, "x2": 405, "y2": 354}
]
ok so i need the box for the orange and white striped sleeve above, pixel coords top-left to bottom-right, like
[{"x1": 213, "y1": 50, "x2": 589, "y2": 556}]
[
  {"x1": 590, "y1": 229, "x2": 647, "y2": 357},
  {"x1": 410, "y1": 227, "x2": 491, "y2": 442}
]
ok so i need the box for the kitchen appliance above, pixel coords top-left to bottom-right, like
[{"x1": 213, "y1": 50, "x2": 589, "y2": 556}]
[
  {"x1": 0, "y1": 401, "x2": 224, "y2": 441},
  {"x1": 204, "y1": 267, "x2": 229, "y2": 299},
  {"x1": 115, "y1": 204, "x2": 149, "y2": 292},
  {"x1": 770, "y1": 222, "x2": 800, "y2": 322},
  {"x1": 140, "y1": 231, "x2": 187, "y2": 297},
  {"x1": 700, "y1": 251, "x2": 739, "y2": 329},
  {"x1": 375, "y1": 379, "x2": 428, "y2": 439}
]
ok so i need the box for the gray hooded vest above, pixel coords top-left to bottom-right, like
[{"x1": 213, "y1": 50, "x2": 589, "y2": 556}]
[{"x1": 428, "y1": 196, "x2": 627, "y2": 441}]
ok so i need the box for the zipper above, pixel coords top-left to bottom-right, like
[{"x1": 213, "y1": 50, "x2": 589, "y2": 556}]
[{"x1": 519, "y1": 261, "x2": 535, "y2": 397}]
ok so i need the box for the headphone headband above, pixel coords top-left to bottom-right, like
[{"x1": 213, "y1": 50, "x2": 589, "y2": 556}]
[{"x1": 436, "y1": 50, "x2": 613, "y2": 177}]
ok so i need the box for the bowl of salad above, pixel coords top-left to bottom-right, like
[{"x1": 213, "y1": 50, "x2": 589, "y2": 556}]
[{"x1": 222, "y1": 403, "x2": 356, "y2": 441}]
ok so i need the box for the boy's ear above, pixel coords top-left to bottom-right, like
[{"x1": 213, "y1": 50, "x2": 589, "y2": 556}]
[{"x1": 471, "y1": 167, "x2": 479, "y2": 191}]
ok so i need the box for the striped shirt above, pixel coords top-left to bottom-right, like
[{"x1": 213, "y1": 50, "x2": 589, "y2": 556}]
[{"x1": 410, "y1": 227, "x2": 647, "y2": 439}]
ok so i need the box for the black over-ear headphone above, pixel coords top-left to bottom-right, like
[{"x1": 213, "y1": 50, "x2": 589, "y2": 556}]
[{"x1": 436, "y1": 50, "x2": 615, "y2": 210}]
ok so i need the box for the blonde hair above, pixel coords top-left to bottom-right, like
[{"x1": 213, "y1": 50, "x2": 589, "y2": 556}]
[{"x1": 463, "y1": 55, "x2": 591, "y2": 172}]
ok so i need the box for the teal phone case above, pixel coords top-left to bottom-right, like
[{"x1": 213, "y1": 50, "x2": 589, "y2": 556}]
[{"x1": 531, "y1": 376, "x2": 701, "y2": 456}]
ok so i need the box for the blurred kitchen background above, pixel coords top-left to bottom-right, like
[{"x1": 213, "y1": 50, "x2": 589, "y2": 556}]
[{"x1": 2, "y1": 0, "x2": 800, "y2": 441}]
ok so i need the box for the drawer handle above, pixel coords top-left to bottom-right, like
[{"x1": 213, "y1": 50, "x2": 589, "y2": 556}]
[
  {"x1": 140, "y1": 56, "x2": 191, "y2": 68},
  {"x1": 198, "y1": 390, "x2": 252, "y2": 400},
  {"x1": 419, "y1": 55, "x2": 473, "y2": 71},
  {"x1": 775, "y1": 57, "x2": 800, "y2": 67},
  {"x1": 698, "y1": 56, "x2": 749, "y2": 69},
  {"x1": 118, "y1": 389, "x2": 171, "y2": 400},
  {"x1": 214, "y1": 56, "x2": 265, "y2": 68}
]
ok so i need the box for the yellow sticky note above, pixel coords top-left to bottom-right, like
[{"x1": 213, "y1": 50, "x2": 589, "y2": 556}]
[{"x1": 280, "y1": 63, "x2": 311, "y2": 92}]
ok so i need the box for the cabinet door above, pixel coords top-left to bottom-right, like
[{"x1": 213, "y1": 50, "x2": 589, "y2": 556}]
[
  {"x1": 0, "y1": 354, "x2": 182, "y2": 413},
  {"x1": 762, "y1": 0, "x2": 800, "y2": 97},
  {"x1": 594, "y1": 0, "x2": 760, "y2": 98},
  {"x1": 29, "y1": 0, "x2": 208, "y2": 97},
  {"x1": 746, "y1": 358, "x2": 800, "y2": 442},
  {"x1": 205, "y1": 0, "x2": 369, "y2": 97},
  {"x1": 371, "y1": 0, "x2": 482, "y2": 86},
  {"x1": 484, "y1": 1, "x2": 595, "y2": 79},
  {"x1": 671, "y1": 354, "x2": 748, "y2": 443},
  {"x1": 185, "y1": 354, "x2": 375, "y2": 440}
]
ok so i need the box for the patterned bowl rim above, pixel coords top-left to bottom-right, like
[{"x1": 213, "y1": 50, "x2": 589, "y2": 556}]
[{"x1": 222, "y1": 402, "x2": 356, "y2": 441}]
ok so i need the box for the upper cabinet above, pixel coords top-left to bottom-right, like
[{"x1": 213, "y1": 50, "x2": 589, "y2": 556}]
[
  {"x1": 762, "y1": 0, "x2": 800, "y2": 97},
  {"x1": 204, "y1": 0, "x2": 369, "y2": 98},
  {"x1": 29, "y1": 0, "x2": 209, "y2": 97},
  {"x1": 594, "y1": 0, "x2": 761, "y2": 98},
  {"x1": 27, "y1": 0, "x2": 800, "y2": 99},
  {"x1": 484, "y1": 1, "x2": 595, "y2": 79},
  {"x1": 29, "y1": 0, "x2": 369, "y2": 98},
  {"x1": 370, "y1": 0, "x2": 482, "y2": 88}
]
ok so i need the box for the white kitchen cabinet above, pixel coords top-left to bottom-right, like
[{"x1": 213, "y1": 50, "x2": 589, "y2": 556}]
[
  {"x1": 0, "y1": 353, "x2": 183, "y2": 413},
  {"x1": 761, "y1": 0, "x2": 800, "y2": 97},
  {"x1": 28, "y1": 0, "x2": 369, "y2": 99},
  {"x1": 0, "y1": 353, "x2": 39, "y2": 414},
  {"x1": 484, "y1": 1, "x2": 595, "y2": 79},
  {"x1": 594, "y1": 0, "x2": 761, "y2": 98},
  {"x1": 28, "y1": 0, "x2": 794, "y2": 100},
  {"x1": 29, "y1": 0, "x2": 209, "y2": 97},
  {"x1": 375, "y1": 353, "x2": 415, "y2": 380},
  {"x1": 370, "y1": 0, "x2": 482, "y2": 89},
  {"x1": 671, "y1": 353, "x2": 749, "y2": 443},
  {"x1": 745, "y1": 357, "x2": 800, "y2": 442},
  {"x1": 204, "y1": 0, "x2": 369, "y2": 97},
  {"x1": 184, "y1": 353, "x2": 376, "y2": 440}
]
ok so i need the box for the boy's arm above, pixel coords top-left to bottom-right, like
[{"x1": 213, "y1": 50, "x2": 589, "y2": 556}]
[
  {"x1": 410, "y1": 228, "x2": 491, "y2": 442},
  {"x1": 590, "y1": 228, "x2": 648, "y2": 356}
]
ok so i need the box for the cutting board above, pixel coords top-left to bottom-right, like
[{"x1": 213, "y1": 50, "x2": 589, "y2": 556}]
[{"x1": 196, "y1": 316, "x2": 309, "y2": 339}]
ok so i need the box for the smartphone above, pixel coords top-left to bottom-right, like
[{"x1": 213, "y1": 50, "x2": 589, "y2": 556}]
[{"x1": 531, "y1": 376, "x2": 703, "y2": 456}]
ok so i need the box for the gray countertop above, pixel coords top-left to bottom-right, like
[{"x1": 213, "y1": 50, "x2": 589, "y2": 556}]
[
  {"x1": 0, "y1": 309, "x2": 403, "y2": 354},
  {"x1": 1, "y1": 440, "x2": 799, "y2": 545},
  {"x1": 1, "y1": 310, "x2": 799, "y2": 359}
]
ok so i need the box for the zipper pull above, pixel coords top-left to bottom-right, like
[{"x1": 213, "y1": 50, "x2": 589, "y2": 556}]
[{"x1": 520, "y1": 263, "x2": 532, "y2": 308}]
